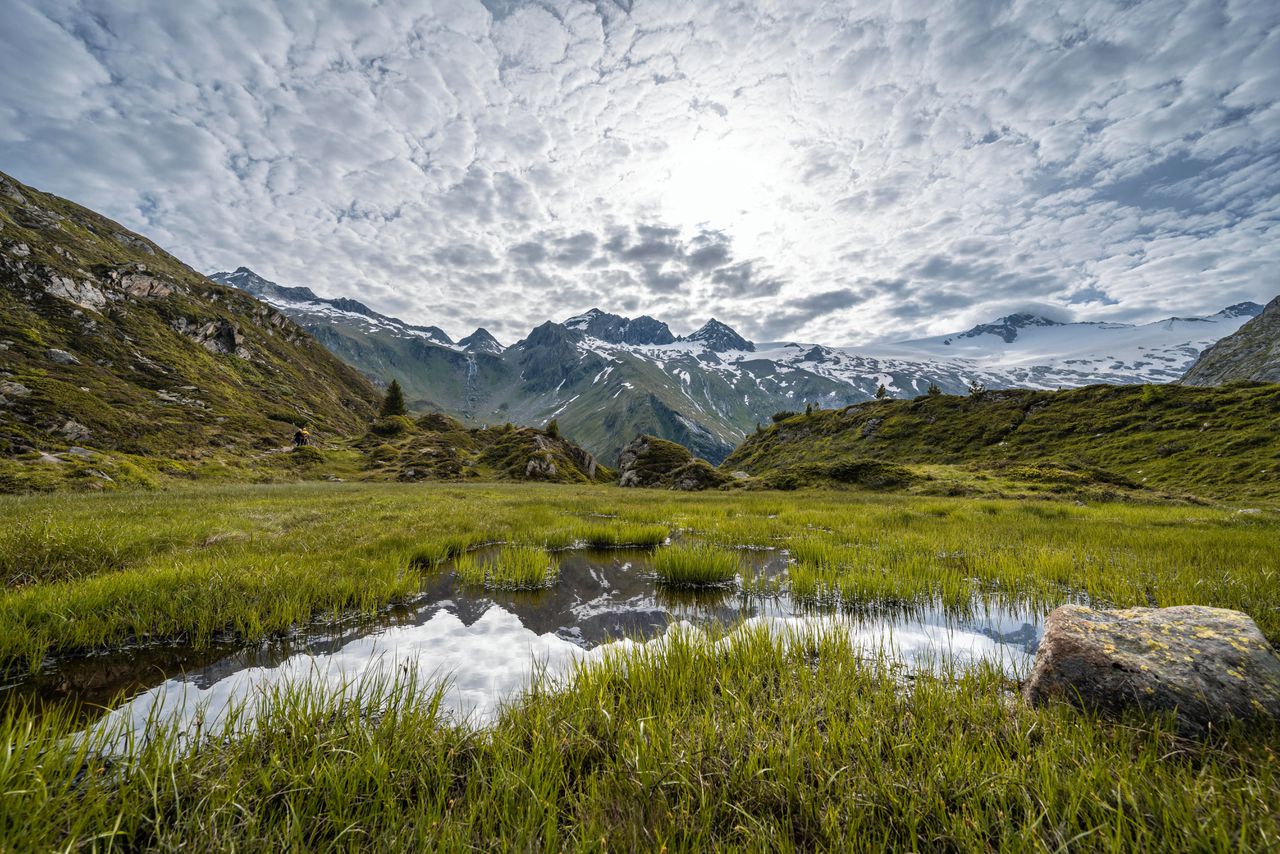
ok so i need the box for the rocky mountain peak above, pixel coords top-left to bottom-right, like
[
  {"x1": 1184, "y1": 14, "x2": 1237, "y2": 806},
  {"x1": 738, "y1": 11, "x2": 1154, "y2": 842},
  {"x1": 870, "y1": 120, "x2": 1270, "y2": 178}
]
[
  {"x1": 210, "y1": 267, "x2": 321, "y2": 303},
  {"x1": 1216, "y1": 301, "x2": 1264, "y2": 319},
  {"x1": 946, "y1": 313, "x2": 1064, "y2": 345},
  {"x1": 460, "y1": 327, "x2": 504, "y2": 354},
  {"x1": 683, "y1": 318, "x2": 755, "y2": 352},
  {"x1": 563, "y1": 308, "x2": 676, "y2": 345}
]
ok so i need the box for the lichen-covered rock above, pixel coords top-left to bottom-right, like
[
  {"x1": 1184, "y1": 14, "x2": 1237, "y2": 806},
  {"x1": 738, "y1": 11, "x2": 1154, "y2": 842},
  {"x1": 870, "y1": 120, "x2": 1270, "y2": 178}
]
[
  {"x1": 1025, "y1": 604, "x2": 1280, "y2": 735},
  {"x1": 172, "y1": 318, "x2": 249, "y2": 357}
]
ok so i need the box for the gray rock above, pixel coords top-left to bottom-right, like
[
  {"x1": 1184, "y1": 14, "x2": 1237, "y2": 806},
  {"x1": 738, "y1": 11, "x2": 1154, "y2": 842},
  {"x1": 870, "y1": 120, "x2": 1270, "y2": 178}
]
[
  {"x1": 60, "y1": 420, "x2": 92, "y2": 442},
  {"x1": 46, "y1": 348, "x2": 80, "y2": 365},
  {"x1": 1, "y1": 176, "x2": 28, "y2": 204},
  {"x1": 45, "y1": 275, "x2": 107, "y2": 311},
  {"x1": 171, "y1": 317, "x2": 248, "y2": 357},
  {"x1": 0, "y1": 381, "x2": 31, "y2": 398},
  {"x1": 66, "y1": 446, "x2": 97, "y2": 458},
  {"x1": 1025, "y1": 604, "x2": 1280, "y2": 735},
  {"x1": 37, "y1": 453, "x2": 64, "y2": 465}
]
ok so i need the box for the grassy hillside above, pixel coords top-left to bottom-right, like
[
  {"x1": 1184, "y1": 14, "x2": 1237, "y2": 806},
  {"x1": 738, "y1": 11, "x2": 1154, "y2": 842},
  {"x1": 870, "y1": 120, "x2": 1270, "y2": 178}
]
[
  {"x1": 724, "y1": 383, "x2": 1280, "y2": 500},
  {"x1": 0, "y1": 171, "x2": 380, "y2": 462},
  {"x1": 356, "y1": 413, "x2": 613, "y2": 484}
]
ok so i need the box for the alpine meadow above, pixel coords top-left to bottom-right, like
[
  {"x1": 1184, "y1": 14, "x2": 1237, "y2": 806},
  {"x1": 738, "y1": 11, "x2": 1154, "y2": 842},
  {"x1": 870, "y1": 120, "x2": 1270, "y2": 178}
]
[{"x1": 2, "y1": 1, "x2": 1279, "y2": 851}]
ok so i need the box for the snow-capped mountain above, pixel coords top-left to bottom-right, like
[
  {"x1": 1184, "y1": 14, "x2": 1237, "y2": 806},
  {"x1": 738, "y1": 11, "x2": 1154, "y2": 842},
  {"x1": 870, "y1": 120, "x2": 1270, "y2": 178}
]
[
  {"x1": 211, "y1": 267, "x2": 459, "y2": 347},
  {"x1": 212, "y1": 265, "x2": 1264, "y2": 464},
  {"x1": 855, "y1": 304, "x2": 1264, "y2": 389}
]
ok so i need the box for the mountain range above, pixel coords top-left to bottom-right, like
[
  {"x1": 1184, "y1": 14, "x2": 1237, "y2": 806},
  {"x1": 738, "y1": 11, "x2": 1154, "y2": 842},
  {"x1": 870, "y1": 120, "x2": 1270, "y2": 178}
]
[{"x1": 210, "y1": 266, "x2": 1263, "y2": 464}]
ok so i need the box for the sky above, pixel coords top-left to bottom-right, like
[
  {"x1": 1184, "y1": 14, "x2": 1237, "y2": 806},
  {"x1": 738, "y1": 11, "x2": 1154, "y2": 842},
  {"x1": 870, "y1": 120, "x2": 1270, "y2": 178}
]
[{"x1": 1, "y1": 0, "x2": 1277, "y2": 344}]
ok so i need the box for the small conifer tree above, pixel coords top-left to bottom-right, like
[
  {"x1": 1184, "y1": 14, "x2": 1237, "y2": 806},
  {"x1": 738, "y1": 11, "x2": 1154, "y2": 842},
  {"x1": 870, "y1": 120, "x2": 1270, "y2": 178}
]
[
  {"x1": 927, "y1": 382, "x2": 941, "y2": 396},
  {"x1": 380, "y1": 379, "x2": 407, "y2": 417},
  {"x1": 805, "y1": 402, "x2": 813, "y2": 416},
  {"x1": 545, "y1": 418, "x2": 560, "y2": 438},
  {"x1": 875, "y1": 384, "x2": 888, "y2": 400}
]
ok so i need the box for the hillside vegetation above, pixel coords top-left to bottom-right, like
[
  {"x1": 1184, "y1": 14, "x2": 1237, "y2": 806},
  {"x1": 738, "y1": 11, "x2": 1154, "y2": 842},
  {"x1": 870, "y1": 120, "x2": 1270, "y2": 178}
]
[
  {"x1": 724, "y1": 383, "x2": 1280, "y2": 500},
  {"x1": 1183, "y1": 294, "x2": 1280, "y2": 386},
  {"x1": 0, "y1": 171, "x2": 380, "y2": 463},
  {"x1": 358, "y1": 413, "x2": 612, "y2": 484}
]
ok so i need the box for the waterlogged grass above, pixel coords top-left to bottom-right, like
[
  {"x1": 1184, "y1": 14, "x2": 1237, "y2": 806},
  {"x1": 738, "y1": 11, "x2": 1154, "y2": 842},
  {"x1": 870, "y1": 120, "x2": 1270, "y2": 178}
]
[
  {"x1": 573, "y1": 521, "x2": 670, "y2": 549},
  {"x1": 652, "y1": 543, "x2": 740, "y2": 587},
  {"x1": 1, "y1": 482, "x2": 1278, "y2": 676},
  {"x1": 454, "y1": 545, "x2": 558, "y2": 590},
  {"x1": 2, "y1": 627, "x2": 1277, "y2": 850}
]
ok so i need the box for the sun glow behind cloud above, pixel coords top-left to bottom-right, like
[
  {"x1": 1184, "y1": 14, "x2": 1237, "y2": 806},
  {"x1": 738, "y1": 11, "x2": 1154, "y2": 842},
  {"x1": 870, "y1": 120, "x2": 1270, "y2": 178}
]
[{"x1": 0, "y1": 0, "x2": 1276, "y2": 343}]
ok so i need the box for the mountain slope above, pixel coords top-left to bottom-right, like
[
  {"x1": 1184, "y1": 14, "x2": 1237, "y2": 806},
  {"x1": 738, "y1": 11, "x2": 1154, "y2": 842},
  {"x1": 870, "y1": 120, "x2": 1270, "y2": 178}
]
[
  {"x1": 724, "y1": 384, "x2": 1280, "y2": 500},
  {"x1": 214, "y1": 265, "x2": 1263, "y2": 465},
  {"x1": 0, "y1": 173, "x2": 380, "y2": 460},
  {"x1": 1181, "y1": 296, "x2": 1280, "y2": 386}
]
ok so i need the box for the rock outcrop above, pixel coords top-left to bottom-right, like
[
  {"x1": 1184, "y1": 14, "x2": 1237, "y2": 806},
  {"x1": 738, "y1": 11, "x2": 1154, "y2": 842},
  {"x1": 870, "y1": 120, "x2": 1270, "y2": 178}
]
[
  {"x1": 1025, "y1": 604, "x2": 1280, "y2": 735},
  {"x1": 1182, "y1": 294, "x2": 1280, "y2": 386},
  {"x1": 618, "y1": 434, "x2": 729, "y2": 490}
]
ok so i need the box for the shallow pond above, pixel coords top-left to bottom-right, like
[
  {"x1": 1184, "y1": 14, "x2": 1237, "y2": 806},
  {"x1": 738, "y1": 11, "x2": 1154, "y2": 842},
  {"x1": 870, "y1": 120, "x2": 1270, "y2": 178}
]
[{"x1": 3, "y1": 546, "x2": 1046, "y2": 735}]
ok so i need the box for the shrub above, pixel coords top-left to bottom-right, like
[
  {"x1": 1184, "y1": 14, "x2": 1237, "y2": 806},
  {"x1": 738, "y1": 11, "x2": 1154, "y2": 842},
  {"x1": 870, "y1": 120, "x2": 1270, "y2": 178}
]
[
  {"x1": 771, "y1": 411, "x2": 798, "y2": 423},
  {"x1": 545, "y1": 419, "x2": 560, "y2": 438}
]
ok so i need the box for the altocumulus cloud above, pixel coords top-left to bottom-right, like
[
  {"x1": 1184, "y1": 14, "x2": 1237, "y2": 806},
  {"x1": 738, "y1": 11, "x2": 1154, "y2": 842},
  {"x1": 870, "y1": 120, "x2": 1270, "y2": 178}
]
[{"x1": 1, "y1": 0, "x2": 1278, "y2": 342}]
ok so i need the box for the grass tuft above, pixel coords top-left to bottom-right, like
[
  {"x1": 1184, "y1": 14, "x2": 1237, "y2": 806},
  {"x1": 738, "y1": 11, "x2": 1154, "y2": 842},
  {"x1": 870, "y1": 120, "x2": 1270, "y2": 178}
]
[
  {"x1": 575, "y1": 522, "x2": 669, "y2": 549},
  {"x1": 652, "y1": 543, "x2": 740, "y2": 587},
  {"x1": 454, "y1": 545, "x2": 558, "y2": 590}
]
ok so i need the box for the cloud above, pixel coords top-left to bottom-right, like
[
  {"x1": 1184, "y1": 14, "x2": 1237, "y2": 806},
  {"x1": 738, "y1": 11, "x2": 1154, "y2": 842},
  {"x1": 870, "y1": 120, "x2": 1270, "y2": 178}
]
[{"x1": 0, "y1": 0, "x2": 1276, "y2": 343}]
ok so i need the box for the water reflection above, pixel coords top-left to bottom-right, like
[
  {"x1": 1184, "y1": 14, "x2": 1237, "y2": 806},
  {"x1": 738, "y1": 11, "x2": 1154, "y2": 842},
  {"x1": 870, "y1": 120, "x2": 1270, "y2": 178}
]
[{"x1": 3, "y1": 547, "x2": 1046, "y2": 735}]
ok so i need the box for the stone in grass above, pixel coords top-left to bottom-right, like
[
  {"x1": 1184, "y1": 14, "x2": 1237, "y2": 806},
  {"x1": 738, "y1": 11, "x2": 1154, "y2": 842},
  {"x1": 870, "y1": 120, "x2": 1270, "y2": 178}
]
[
  {"x1": 1025, "y1": 604, "x2": 1280, "y2": 736},
  {"x1": 47, "y1": 348, "x2": 80, "y2": 365}
]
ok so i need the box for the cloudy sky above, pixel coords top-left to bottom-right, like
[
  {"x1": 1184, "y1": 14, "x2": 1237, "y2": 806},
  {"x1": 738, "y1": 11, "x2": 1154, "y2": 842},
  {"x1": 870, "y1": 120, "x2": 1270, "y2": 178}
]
[{"x1": 2, "y1": 0, "x2": 1277, "y2": 343}]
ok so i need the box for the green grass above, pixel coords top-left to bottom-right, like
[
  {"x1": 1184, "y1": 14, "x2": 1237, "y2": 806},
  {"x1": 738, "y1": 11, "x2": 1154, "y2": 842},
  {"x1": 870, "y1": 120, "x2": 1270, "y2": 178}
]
[
  {"x1": 2, "y1": 482, "x2": 1279, "y2": 848},
  {"x1": 2, "y1": 483, "x2": 1278, "y2": 675},
  {"x1": 574, "y1": 521, "x2": 670, "y2": 548},
  {"x1": 725, "y1": 383, "x2": 1280, "y2": 499},
  {"x1": 652, "y1": 543, "x2": 740, "y2": 587},
  {"x1": 453, "y1": 545, "x2": 558, "y2": 590},
  {"x1": 1, "y1": 627, "x2": 1277, "y2": 850}
]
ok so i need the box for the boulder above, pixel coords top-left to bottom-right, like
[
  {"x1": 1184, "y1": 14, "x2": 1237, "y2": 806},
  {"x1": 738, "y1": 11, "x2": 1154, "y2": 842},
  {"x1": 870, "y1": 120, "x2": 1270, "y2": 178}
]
[
  {"x1": 46, "y1": 348, "x2": 80, "y2": 365},
  {"x1": 1025, "y1": 604, "x2": 1280, "y2": 735},
  {"x1": 60, "y1": 420, "x2": 92, "y2": 442}
]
